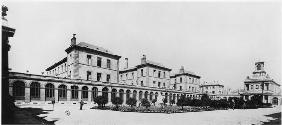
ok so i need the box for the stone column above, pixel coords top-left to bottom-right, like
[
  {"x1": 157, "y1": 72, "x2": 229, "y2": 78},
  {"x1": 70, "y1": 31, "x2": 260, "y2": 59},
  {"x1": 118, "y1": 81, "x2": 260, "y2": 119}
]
[
  {"x1": 108, "y1": 89, "x2": 112, "y2": 105},
  {"x1": 40, "y1": 86, "x2": 45, "y2": 102},
  {"x1": 122, "y1": 92, "x2": 126, "y2": 105},
  {"x1": 67, "y1": 89, "x2": 71, "y2": 101},
  {"x1": 78, "y1": 87, "x2": 82, "y2": 101},
  {"x1": 25, "y1": 87, "x2": 30, "y2": 103},
  {"x1": 9, "y1": 86, "x2": 13, "y2": 96},
  {"x1": 88, "y1": 90, "x2": 91, "y2": 102},
  {"x1": 55, "y1": 88, "x2": 58, "y2": 102}
]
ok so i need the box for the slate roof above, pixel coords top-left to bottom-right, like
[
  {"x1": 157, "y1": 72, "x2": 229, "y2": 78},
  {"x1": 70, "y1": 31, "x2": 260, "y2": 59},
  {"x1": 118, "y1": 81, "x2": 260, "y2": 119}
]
[{"x1": 77, "y1": 42, "x2": 113, "y2": 55}]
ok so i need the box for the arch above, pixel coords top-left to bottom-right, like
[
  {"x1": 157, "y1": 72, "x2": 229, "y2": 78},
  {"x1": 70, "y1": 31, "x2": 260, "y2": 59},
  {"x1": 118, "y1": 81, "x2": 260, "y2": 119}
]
[
  {"x1": 82, "y1": 86, "x2": 89, "y2": 100},
  {"x1": 58, "y1": 84, "x2": 67, "y2": 101},
  {"x1": 149, "y1": 92, "x2": 154, "y2": 101},
  {"x1": 139, "y1": 91, "x2": 143, "y2": 100},
  {"x1": 30, "y1": 82, "x2": 40, "y2": 100},
  {"x1": 155, "y1": 92, "x2": 158, "y2": 100},
  {"x1": 102, "y1": 87, "x2": 109, "y2": 101},
  {"x1": 111, "y1": 88, "x2": 117, "y2": 101},
  {"x1": 126, "y1": 90, "x2": 131, "y2": 101},
  {"x1": 133, "y1": 90, "x2": 137, "y2": 100},
  {"x1": 144, "y1": 91, "x2": 148, "y2": 99},
  {"x1": 272, "y1": 97, "x2": 278, "y2": 105},
  {"x1": 119, "y1": 89, "x2": 124, "y2": 101},
  {"x1": 71, "y1": 85, "x2": 79, "y2": 100},
  {"x1": 45, "y1": 83, "x2": 54, "y2": 101},
  {"x1": 92, "y1": 87, "x2": 98, "y2": 101},
  {"x1": 13, "y1": 81, "x2": 25, "y2": 100}
]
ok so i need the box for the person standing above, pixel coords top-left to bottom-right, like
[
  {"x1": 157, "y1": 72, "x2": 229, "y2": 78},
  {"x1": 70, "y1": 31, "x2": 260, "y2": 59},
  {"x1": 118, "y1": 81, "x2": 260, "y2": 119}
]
[
  {"x1": 51, "y1": 98, "x2": 55, "y2": 110},
  {"x1": 232, "y1": 99, "x2": 235, "y2": 110},
  {"x1": 80, "y1": 100, "x2": 84, "y2": 110}
]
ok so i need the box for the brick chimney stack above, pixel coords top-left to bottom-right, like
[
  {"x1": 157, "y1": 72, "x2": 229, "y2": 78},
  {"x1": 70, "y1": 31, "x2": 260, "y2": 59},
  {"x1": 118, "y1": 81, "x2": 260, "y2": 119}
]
[
  {"x1": 71, "y1": 34, "x2": 76, "y2": 46},
  {"x1": 141, "y1": 55, "x2": 146, "y2": 64}
]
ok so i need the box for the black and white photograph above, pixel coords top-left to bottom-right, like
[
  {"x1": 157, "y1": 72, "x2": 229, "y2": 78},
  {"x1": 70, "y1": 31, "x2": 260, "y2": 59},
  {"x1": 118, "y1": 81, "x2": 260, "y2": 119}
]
[{"x1": 1, "y1": 0, "x2": 281, "y2": 125}]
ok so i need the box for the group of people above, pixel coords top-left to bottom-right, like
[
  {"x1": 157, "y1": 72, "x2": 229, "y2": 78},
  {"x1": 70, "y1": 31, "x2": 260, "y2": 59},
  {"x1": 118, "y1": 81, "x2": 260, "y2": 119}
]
[{"x1": 50, "y1": 98, "x2": 85, "y2": 110}]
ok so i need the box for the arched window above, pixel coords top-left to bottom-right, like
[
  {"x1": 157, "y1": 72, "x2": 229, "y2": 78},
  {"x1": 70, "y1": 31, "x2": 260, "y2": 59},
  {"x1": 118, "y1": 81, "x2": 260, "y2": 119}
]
[
  {"x1": 111, "y1": 89, "x2": 117, "y2": 101},
  {"x1": 102, "y1": 87, "x2": 108, "y2": 101},
  {"x1": 126, "y1": 90, "x2": 131, "y2": 101},
  {"x1": 71, "y1": 85, "x2": 78, "y2": 99},
  {"x1": 119, "y1": 89, "x2": 124, "y2": 101},
  {"x1": 45, "y1": 83, "x2": 54, "y2": 100},
  {"x1": 139, "y1": 91, "x2": 143, "y2": 100},
  {"x1": 149, "y1": 92, "x2": 153, "y2": 101},
  {"x1": 144, "y1": 91, "x2": 148, "y2": 99},
  {"x1": 133, "y1": 90, "x2": 137, "y2": 100},
  {"x1": 82, "y1": 86, "x2": 88, "y2": 99},
  {"x1": 155, "y1": 92, "x2": 158, "y2": 100},
  {"x1": 92, "y1": 87, "x2": 98, "y2": 100},
  {"x1": 58, "y1": 84, "x2": 67, "y2": 100},
  {"x1": 13, "y1": 81, "x2": 25, "y2": 100},
  {"x1": 30, "y1": 82, "x2": 40, "y2": 100}
]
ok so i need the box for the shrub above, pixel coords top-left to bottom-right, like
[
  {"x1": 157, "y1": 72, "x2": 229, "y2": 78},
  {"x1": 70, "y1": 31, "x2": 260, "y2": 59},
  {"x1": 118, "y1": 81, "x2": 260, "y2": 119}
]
[
  {"x1": 112, "y1": 97, "x2": 123, "y2": 109},
  {"x1": 176, "y1": 97, "x2": 186, "y2": 110},
  {"x1": 163, "y1": 98, "x2": 168, "y2": 106},
  {"x1": 201, "y1": 94, "x2": 211, "y2": 106},
  {"x1": 170, "y1": 99, "x2": 175, "y2": 106},
  {"x1": 152, "y1": 99, "x2": 157, "y2": 106},
  {"x1": 93, "y1": 96, "x2": 108, "y2": 108},
  {"x1": 126, "y1": 97, "x2": 137, "y2": 107},
  {"x1": 141, "y1": 98, "x2": 151, "y2": 109}
]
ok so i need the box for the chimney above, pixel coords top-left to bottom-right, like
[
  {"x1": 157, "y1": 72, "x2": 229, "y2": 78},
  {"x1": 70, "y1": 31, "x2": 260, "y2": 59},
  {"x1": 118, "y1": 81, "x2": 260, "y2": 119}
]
[
  {"x1": 125, "y1": 58, "x2": 128, "y2": 69},
  {"x1": 71, "y1": 34, "x2": 76, "y2": 46},
  {"x1": 179, "y1": 66, "x2": 185, "y2": 73},
  {"x1": 141, "y1": 55, "x2": 146, "y2": 64}
]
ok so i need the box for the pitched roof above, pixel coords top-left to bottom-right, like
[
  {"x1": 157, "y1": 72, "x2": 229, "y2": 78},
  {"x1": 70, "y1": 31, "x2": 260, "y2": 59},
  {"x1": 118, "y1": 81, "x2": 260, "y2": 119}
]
[{"x1": 77, "y1": 42, "x2": 113, "y2": 55}]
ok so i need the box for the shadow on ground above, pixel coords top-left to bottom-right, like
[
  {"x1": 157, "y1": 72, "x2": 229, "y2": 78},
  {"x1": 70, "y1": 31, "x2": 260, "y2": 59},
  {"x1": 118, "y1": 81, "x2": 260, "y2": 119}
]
[
  {"x1": 9, "y1": 107, "x2": 57, "y2": 125},
  {"x1": 262, "y1": 112, "x2": 281, "y2": 125}
]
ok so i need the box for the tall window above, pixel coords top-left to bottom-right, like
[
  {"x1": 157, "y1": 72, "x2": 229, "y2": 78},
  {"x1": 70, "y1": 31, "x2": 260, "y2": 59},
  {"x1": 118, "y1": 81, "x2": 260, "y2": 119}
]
[
  {"x1": 180, "y1": 86, "x2": 182, "y2": 91},
  {"x1": 141, "y1": 81, "x2": 143, "y2": 86},
  {"x1": 71, "y1": 86, "x2": 78, "y2": 99},
  {"x1": 97, "y1": 57, "x2": 102, "y2": 67},
  {"x1": 92, "y1": 87, "x2": 98, "y2": 99},
  {"x1": 30, "y1": 82, "x2": 40, "y2": 99},
  {"x1": 45, "y1": 83, "x2": 54, "y2": 99},
  {"x1": 87, "y1": 71, "x2": 92, "y2": 80},
  {"x1": 107, "y1": 59, "x2": 111, "y2": 69},
  {"x1": 153, "y1": 81, "x2": 156, "y2": 86},
  {"x1": 153, "y1": 70, "x2": 156, "y2": 77},
  {"x1": 58, "y1": 85, "x2": 67, "y2": 99},
  {"x1": 97, "y1": 73, "x2": 101, "y2": 81},
  {"x1": 106, "y1": 74, "x2": 111, "y2": 82},
  {"x1": 82, "y1": 86, "x2": 88, "y2": 99},
  {"x1": 158, "y1": 71, "x2": 161, "y2": 78},
  {"x1": 180, "y1": 77, "x2": 182, "y2": 83},
  {"x1": 163, "y1": 83, "x2": 165, "y2": 88},
  {"x1": 158, "y1": 82, "x2": 161, "y2": 88},
  {"x1": 132, "y1": 72, "x2": 134, "y2": 79},
  {"x1": 141, "y1": 69, "x2": 144, "y2": 76},
  {"x1": 163, "y1": 72, "x2": 166, "y2": 78},
  {"x1": 13, "y1": 81, "x2": 25, "y2": 100},
  {"x1": 87, "y1": 55, "x2": 92, "y2": 65}
]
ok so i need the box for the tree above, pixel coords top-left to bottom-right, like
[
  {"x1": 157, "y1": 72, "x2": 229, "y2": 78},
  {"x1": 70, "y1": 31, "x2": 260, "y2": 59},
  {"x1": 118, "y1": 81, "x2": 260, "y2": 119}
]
[
  {"x1": 141, "y1": 98, "x2": 151, "y2": 109},
  {"x1": 152, "y1": 99, "x2": 157, "y2": 106},
  {"x1": 176, "y1": 97, "x2": 186, "y2": 110},
  {"x1": 170, "y1": 99, "x2": 175, "y2": 106},
  {"x1": 112, "y1": 97, "x2": 123, "y2": 109},
  {"x1": 94, "y1": 96, "x2": 108, "y2": 108},
  {"x1": 163, "y1": 98, "x2": 168, "y2": 106},
  {"x1": 126, "y1": 97, "x2": 137, "y2": 107},
  {"x1": 201, "y1": 94, "x2": 210, "y2": 107}
]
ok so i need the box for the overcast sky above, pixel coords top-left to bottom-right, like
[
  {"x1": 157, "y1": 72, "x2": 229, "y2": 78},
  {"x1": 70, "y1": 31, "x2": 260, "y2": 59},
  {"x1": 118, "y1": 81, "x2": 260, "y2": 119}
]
[{"x1": 4, "y1": 1, "x2": 281, "y2": 89}]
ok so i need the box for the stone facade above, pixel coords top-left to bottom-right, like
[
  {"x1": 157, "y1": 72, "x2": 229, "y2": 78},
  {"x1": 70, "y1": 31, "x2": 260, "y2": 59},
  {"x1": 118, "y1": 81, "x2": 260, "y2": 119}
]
[{"x1": 241, "y1": 62, "x2": 281, "y2": 105}]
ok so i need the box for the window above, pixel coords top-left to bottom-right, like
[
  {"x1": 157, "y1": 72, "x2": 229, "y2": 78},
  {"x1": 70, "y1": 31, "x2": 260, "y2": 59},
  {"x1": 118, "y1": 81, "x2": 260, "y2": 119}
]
[
  {"x1": 71, "y1": 86, "x2": 78, "y2": 99},
  {"x1": 132, "y1": 72, "x2": 134, "y2": 79},
  {"x1": 87, "y1": 55, "x2": 92, "y2": 65},
  {"x1": 153, "y1": 81, "x2": 156, "y2": 86},
  {"x1": 87, "y1": 71, "x2": 92, "y2": 80},
  {"x1": 163, "y1": 83, "x2": 165, "y2": 88},
  {"x1": 106, "y1": 74, "x2": 111, "y2": 82},
  {"x1": 141, "y1": 69, "x2": 144, "y2": 76},
  {"x1": 141, "y1": 81, "x2": 143, "y2": 86},
  {"x1": 82, "y1": 86, "x2": 88, "y2": 99},
  {"x1": 30, "y1": 82, "x2": 40, "y2": 99},
  {"x1": 158, "y1": 71, "x2": 161, "y2": 78},
  {"x1": 251, "y1": 85, "x2": 253, "y2": 89},
  {"x1": 212, "y1": 91, "x2": 215, "y2": 94},
  {"x1": 107, "y1": 59, "x2": 111, "y2": 69},
  {"x1": 153, "y1": 70, "x2": 156, "y2": 77},
  {"x1": 97, "y1": 57, "x2": 102, "y2": 67},
  {"x1": 45, "y1": 83, "x2": 54, "y2": 99},
  {"x1": 256, "y1": 85, "x2": 259, "y2": 89},
  {"x1": 158, "y1": 82, "x2": 161, "y2": 88},
  {"x1": 126, "y1": 73, "x2": 128, "y2": 79},
  {"x1": 173, "y1": 84, "x2": 176, "y2": 89},
  {"x1": 163, "y1": 72, "x2": 166, "y2": 78},
  {"x1": 180, "y1": 86, "x2": 182, "y2": 90},
  {"x1": 97, "y1": 73, "x2": 101, "y2": 81},
  {"x1": 58, "y1": 85, "x2": 67, "y2": 99},
  {"x1": 180, "y1": 77, "x2": 182, "y2": 83}
]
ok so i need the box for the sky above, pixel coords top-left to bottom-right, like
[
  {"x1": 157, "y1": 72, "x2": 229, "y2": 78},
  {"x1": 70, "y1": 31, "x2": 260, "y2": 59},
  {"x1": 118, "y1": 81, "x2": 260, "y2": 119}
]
[{"x1": 4, "y1": 1, "x2": 281, "y2": 89}]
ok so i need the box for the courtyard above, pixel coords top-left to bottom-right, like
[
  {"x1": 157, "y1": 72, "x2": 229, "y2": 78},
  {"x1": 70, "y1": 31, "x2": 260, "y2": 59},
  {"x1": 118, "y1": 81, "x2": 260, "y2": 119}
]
[{"x1": 18, "y1": 103, "x2": 281, "y2": 125}]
